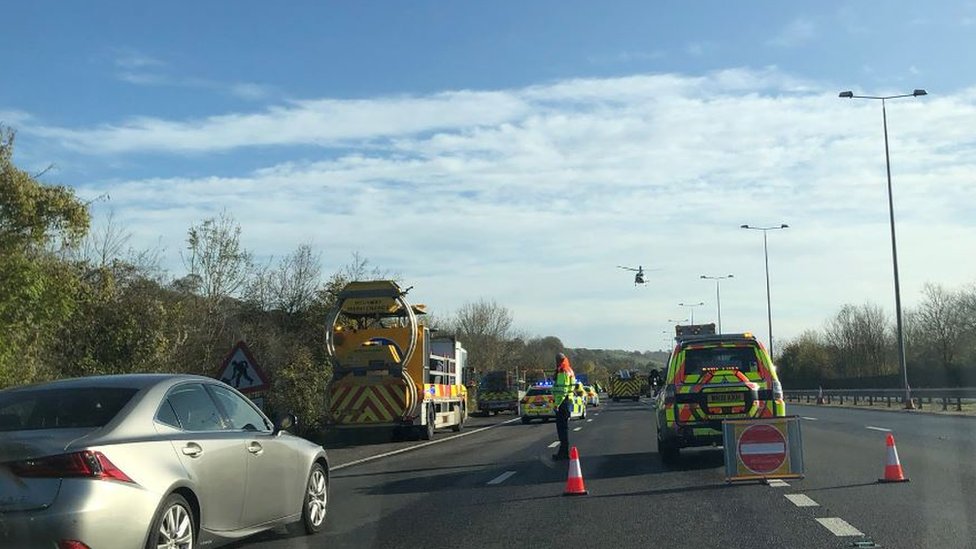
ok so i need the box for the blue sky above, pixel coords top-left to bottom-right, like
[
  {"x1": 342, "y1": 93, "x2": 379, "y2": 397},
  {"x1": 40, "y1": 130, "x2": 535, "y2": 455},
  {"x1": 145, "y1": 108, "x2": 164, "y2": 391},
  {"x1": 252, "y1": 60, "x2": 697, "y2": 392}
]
[{"x1": 3, "y1": 1, "x2": 975, "y2": 350}]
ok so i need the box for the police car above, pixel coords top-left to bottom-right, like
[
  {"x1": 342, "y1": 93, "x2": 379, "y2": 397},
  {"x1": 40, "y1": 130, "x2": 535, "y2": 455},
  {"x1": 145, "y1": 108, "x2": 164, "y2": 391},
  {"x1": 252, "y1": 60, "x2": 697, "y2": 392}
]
[
  {"x1": 519, "y1": 382, "x2": 586, "y2": 424},
  {"x1": 655, "y1": 331, "x2": 786, "y2": 462}
]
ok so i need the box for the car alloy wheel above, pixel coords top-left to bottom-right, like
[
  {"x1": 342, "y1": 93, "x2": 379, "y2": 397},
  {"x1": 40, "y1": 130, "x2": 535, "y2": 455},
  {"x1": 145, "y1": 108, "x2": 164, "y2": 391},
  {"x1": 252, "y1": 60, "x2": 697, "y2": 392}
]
[
  {"x1": 153, "y1": 495, "x2": 194, "y2": 549},
  {"x1": 304, "y1": 463, "x2": 328, "y2": 533}
]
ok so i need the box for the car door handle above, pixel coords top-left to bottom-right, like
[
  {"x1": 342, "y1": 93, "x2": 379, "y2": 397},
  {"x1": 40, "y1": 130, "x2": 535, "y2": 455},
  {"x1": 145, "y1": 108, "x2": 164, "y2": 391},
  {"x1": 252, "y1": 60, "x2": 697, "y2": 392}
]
[
  {"x1": 181, "y1": 443, "x2": 203, "y2": 458},
  {"x1": 247, "y1": 442, "x2": 263, "y2": 455}
]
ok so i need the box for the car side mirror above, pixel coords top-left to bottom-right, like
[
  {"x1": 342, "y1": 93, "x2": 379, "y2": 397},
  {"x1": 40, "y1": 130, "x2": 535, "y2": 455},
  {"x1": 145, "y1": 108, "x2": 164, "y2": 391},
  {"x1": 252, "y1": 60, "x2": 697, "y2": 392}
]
[{"x1": 273, "y1": 413, "x2": 298, "y2": 435}]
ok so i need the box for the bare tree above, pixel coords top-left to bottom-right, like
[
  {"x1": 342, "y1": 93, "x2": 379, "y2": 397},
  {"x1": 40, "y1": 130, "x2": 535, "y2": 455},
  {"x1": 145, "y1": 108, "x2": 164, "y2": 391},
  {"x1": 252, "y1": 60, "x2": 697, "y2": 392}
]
[
  {"x1": 823, "y1": 303, "x2": 894, "y2": 378},
  {"x1": 79, "y1": 209, "x2": 130, "y2": 268},
  {"x1": 452, "y1": 299, "x2": 515, "y2": 373},
  {"x1": 273, "y1": 244, "x2": 322, "y2": 314},
  {"x1": 912, "y1": 283, "x2": 969, "y2": 372}
]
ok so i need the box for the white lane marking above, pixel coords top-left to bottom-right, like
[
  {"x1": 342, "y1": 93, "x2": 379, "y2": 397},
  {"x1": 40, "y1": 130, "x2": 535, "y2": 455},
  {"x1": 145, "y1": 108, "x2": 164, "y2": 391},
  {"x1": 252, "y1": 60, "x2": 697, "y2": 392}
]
[
  {"x1": 740, "y1": 442, "x2": 786, "y2": 455},
  {"x1": 586, "y1": 419, "x2": 593, "y2": 423},
  {"x1": 865, "y1": 426, "x2": 892, "y2": 432},
  {"x1": 573, "y1": 427, "x2": 582, "y2": 432},
  {"x1": 767, "y1": 479, "x2": 790, "y2": 487},
  {"x1": 487, "y1": 471, "x2": 517, "y2": 485},
  {"x1": 785, "y1": 494, "x2": 819, "y2": 507},
  {"x1": 548, "y1": 441, "x2": 560, "y2": 448},
  {"x1": 593, "y1": 413, "x2": 600, "y2": 416},
  {"x1": 816, "y1": 517, "x2": 864, "y2": 537},
  {"x1": 801, "y1": 416, "x2": 818, "y2": 421},
  {"x1": 332, "y1": 417, "x2": 522, "y2": 471}
]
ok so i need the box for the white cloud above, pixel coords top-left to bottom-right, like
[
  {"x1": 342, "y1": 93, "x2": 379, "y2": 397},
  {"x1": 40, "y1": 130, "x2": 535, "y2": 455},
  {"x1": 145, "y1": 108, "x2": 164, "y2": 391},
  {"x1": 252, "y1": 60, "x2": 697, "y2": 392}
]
[
  {"x1": 114, "y1": 49, "x2": 165, "y2": 69},
  {"x1": 23, "y1": 68, "x2": 976, "y2": 349},
  {"x1": 768, "y1": 17, "x2": 817, "y2": 47}
]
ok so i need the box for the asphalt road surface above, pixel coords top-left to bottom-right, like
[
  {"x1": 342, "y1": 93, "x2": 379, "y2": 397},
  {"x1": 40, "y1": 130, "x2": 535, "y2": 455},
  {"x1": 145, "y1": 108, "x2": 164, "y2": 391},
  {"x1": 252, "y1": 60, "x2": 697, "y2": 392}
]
[{"x1": 229, "y1": 400, "x2": 976, "y2": 549}]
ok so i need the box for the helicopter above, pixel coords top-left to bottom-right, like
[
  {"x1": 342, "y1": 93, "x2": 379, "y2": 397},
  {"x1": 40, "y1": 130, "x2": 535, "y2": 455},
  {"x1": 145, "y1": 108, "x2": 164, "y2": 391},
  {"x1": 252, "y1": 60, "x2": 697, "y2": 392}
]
[{"x1": 617, "y1": 265, "x2": 659, "y2": 285}]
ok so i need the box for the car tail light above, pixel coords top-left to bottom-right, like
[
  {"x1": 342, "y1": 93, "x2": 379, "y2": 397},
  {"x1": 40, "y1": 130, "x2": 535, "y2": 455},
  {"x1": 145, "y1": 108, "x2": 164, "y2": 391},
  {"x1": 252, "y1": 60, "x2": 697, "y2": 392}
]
[
  {"x1": 664, "y1": 384, "x2": 676, "y2": 406},
  {"x1": 7, "y1": 451, "x2": 134, "y2": 483},
  {"x1": 772, "y1": 380, "x2": 783, "y2": 401},
  {"x1": 58, "y1": 541, "x2": 92, "y2": 549}
]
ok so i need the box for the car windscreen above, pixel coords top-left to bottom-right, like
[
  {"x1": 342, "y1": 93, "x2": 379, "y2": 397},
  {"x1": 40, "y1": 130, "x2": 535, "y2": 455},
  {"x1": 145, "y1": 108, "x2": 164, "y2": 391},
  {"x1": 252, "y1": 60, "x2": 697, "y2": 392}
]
[
  {"x1": 526, "y1": 388, "x2": 552, "y2": 396},
  {"x1": 0, "y1": 387, "x2": 139, "y2": 432},
  {"x1": 682, "y1": 346, "x2": 760, "y2": 377}
]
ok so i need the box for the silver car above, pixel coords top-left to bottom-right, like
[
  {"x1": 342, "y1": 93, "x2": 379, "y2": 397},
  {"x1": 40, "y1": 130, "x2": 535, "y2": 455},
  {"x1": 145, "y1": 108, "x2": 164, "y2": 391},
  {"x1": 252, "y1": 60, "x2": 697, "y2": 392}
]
[{"x1": 0, "y1": 374, "x2": 330, "y2": 548}]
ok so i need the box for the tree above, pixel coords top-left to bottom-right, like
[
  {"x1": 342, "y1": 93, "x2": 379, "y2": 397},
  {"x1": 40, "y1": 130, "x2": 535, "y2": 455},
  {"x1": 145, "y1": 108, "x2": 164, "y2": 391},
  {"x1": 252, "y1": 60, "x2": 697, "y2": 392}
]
[
  {"x1": 182, "y1": 212, "x2": 252, "y2": 303},
  {"x1": 452, "y1": 299, "x2": 514, "y2": 373},
  {"x1": 823, "y1": 303, "x2": 894, "y2": 379},
  {"x1": 0, "y1": 127, "x2": 90, "y2": 387}
]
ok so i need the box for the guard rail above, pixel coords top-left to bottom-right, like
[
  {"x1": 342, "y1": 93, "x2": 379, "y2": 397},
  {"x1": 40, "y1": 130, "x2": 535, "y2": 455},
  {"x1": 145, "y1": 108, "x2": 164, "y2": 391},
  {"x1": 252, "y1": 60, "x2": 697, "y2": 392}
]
[{"x1": 784, "y1": 387, "x2": 976, "y2": 411}]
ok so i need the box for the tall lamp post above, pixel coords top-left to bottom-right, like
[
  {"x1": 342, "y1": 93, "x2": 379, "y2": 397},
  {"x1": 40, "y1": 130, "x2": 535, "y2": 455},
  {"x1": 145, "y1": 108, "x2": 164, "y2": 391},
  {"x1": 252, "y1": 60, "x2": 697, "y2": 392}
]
[
  {"x1": 740, "y1": 224, "x2": 789, "y2": 357},
  {"x1": 677, "y1": 302, "x2": 705, "y2": 324},
  {"x1": 700, "y1": 274, "x2": 734, "y2": 333},
  {"x1": 839, "y1": 88, "x2": 927, "y2": 409}
]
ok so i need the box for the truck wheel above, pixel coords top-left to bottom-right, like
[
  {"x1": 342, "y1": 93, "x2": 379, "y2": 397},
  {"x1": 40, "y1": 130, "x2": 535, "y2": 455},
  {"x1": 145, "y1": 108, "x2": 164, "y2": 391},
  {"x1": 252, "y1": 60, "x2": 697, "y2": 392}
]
[
  {"x1": 421, "y1": 406, "x2": 435, "y2": 440},
  {"x1": 451, "y1": 405, "x2": 464, "y2": 432},
  {"x1": 521, "y1": 416, "x2": 531, "y2": 424}
]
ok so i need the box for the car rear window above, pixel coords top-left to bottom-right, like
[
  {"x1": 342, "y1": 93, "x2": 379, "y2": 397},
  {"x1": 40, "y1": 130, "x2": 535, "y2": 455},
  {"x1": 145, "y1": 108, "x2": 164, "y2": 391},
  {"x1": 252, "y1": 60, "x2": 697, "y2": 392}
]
[
  {"x1": 681, "y1": 345, "x2": 761, "y2": 377},
  {"x1": 526, "y1": 388, "x2": 552, "y2": 396},
  {"x1": 0, "y1": 387, "x2": 138, "y2": 432}
]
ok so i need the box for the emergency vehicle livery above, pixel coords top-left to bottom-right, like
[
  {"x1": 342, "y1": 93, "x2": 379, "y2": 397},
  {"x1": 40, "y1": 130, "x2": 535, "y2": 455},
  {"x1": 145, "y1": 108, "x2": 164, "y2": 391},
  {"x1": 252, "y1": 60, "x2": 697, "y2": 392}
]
[
  {"x1": 655, "y1": 329, "x2": 786, "y2": 462},
  {"x1": 477, "y1": 370, "x2": 522, "y2": 415},
  {"x1": 325, "y1": 280, "x2": 467, "y2": 440},
  {"x1": 519, "y1": 383, "x2": 586, "y2": 424},
  {"x1": 609, "y1": 370, "x2": 642, "y2": 402}
]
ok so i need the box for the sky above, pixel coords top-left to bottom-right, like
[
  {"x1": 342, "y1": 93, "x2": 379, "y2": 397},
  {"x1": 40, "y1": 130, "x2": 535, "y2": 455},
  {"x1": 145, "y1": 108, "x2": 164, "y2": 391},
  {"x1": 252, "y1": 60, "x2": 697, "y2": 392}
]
[{"x1": 2, "y1": 1, "x2": 975, "y2": 352}]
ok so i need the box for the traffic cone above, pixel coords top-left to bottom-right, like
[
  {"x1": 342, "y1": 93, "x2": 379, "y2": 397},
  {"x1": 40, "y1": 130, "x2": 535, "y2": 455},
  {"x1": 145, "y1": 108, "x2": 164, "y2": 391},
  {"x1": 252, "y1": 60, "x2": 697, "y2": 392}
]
[
  {"x1": 878, "y1": 433, "x2": 909, "y2": 483},
  {"x1": 563, "y1": 446, "x2": 588, "y2": 496}
]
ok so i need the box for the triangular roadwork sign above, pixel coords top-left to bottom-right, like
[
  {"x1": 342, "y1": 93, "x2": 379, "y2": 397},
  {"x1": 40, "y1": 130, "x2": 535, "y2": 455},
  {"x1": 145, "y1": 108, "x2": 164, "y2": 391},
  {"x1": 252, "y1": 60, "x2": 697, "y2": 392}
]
[{"x1": 216, "y1": 341, "x2": 269, "y2": 393}]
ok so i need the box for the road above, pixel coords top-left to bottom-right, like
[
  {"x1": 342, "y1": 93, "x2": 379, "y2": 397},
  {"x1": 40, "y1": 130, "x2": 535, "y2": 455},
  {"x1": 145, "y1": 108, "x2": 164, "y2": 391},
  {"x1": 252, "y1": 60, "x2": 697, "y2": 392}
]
[{"x1": 230, "y1": 400, "x2": 976, "y2": 549}]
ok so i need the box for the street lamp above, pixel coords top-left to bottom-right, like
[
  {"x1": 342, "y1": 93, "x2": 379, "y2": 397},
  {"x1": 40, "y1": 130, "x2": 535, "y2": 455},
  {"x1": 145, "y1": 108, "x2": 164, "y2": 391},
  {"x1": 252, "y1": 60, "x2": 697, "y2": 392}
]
[
  {"x1": 701, "y1": 274, "x2": 734, "y2": 333},
  {"x1": 839, "y1": 88, "x2": 927, "y2": 409},
  {"x1": 740, "y1": 224, "x2": 789, "y2": 357},
  {"x1": 677, "y1": 302, "x2": 705, "y2": 324}
]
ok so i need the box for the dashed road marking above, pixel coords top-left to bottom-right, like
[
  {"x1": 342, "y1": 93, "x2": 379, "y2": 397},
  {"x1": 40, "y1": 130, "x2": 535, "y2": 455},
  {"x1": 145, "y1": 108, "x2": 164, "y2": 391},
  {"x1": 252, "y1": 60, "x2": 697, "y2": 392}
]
[
  {"x1": 586, "y1": 419, "x2": 593, "y2": 422},
  {"x1": 816, "y1": 517, "x2": 864, "y2": 537},
  {"x1": 487, "y1": 471, "x2": 517, "y2": 485},
  {"x1": 548, "y1": 441, "x2": 560, "y2": 448},
  {"x1": 573, "y1": 427, "x2": 582, "y2": 432},
  {"x1": 785, "y1": 494, "x2": 819, "y2": 507},
  {"x1": 767, "y1": 479, "x2": 790, "y2": 487},
  {"x1": 865, "y1": 426, "x2": 892, "y2": 432},
  {"x1": 801, "y1": 416, "x2": 818, "y2": 421}
]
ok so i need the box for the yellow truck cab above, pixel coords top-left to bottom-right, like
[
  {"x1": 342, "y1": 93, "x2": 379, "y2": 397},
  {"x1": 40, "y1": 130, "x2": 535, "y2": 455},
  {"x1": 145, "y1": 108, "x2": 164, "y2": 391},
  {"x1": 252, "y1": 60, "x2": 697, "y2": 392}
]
[
  {"x1": 655, "y1": 325, "x2": 785, "y2": 462},
  {"x1": 520, "y1": 383, "x2": 586, "y2": 424}
]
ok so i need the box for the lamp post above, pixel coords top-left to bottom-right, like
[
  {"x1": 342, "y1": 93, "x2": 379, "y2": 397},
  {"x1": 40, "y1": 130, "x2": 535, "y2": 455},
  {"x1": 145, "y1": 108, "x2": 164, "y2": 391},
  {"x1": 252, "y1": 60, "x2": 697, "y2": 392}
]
[
  {"x1": 839, "y1": 88, "x2": 927, "y2": 409},
  {"x1": 740, "y1": 224, "x2": 789, "y2": 357},
  {"x1": 677, "y1": 302, "x2": 705, "y2": 324},
  {"x1": 700, "y1": 274, "x2": 734, "y2": 333}
]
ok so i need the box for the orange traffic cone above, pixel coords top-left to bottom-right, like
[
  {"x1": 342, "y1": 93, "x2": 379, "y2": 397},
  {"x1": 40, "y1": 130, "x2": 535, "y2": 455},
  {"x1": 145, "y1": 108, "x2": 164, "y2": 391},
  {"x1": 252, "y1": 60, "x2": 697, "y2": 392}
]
[
  {"x1": 563, "y1": 446, "x2": 588, "y2": 496},
  {"x1": 878, "y1": 433, "x2": 909, "y2": 483}
]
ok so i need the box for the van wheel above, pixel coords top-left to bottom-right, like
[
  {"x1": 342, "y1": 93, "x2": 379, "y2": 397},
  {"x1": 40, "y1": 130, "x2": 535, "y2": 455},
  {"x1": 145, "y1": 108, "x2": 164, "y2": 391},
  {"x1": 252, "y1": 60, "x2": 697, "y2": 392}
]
[{"x1": 146, "y1": 493, "x2": 195, "y2": 549}]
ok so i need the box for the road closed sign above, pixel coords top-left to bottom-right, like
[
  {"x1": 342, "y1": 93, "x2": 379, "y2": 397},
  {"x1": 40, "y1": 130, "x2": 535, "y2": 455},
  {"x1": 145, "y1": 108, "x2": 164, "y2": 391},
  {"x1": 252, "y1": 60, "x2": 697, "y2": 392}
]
[{"x1": 723, "y1": 416, "x2": 803, "y2": 482}]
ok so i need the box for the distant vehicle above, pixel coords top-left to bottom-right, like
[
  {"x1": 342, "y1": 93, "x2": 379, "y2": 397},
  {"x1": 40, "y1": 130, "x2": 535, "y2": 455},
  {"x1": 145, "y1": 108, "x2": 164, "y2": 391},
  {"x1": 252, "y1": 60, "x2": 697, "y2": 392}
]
[
  {"x1": 477, "y1": 370, "x2": 523, "y2": 415},
  {"x1": 519, "y1": 384, "x2": 586, "y2": 424},
  {"x1": 609, "y1": 370, "x2": 642, "y2": 402},
  {"x1": 583, "y1": 385, "x2": 600, "y2": 406},
  {"x1": 0, "y1": 374, "x2": 329, "y2": 549},
  {"x1": 325, "y1": 280, "x2": 467, "y2": 440},
  {"x1": 655, "y1": 331, "x2": 786, "y2": 463}
]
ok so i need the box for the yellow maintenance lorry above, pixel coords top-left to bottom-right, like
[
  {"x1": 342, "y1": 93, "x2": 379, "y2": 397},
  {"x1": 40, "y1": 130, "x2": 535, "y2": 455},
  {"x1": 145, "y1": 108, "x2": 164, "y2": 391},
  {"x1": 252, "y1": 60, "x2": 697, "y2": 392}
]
[{"x1": 325, "y1": 280, "x2": 467, "y2": 440}]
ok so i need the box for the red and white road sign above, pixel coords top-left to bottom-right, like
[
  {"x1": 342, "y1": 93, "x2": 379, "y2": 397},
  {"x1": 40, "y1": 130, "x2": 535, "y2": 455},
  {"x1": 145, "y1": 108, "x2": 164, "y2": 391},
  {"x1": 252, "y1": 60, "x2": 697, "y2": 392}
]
[
  {"x1": 737, "y1": 423, "x2": 787, "y2": 474},
  {"x1": 215, "y1": 341, "x2": 269, "y2": 393}
]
